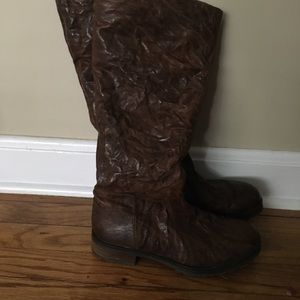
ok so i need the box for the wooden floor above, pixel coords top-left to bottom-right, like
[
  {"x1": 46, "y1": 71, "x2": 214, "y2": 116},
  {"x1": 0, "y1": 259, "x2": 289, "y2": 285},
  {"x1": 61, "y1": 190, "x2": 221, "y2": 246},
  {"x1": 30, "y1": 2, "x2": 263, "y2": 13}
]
[{"x1": 0, "y1": 194, "x2": 299, "y2": 300}]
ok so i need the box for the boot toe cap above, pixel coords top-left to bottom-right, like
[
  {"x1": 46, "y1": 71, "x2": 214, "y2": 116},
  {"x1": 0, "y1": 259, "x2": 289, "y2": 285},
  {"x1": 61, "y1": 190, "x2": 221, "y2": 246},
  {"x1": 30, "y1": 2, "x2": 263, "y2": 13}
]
[
  {"x1": 212, "y1": 218, "x2": 260, "y2": 264},
  {"x1": 228, "y1": 181, "x2": 263, "y2": 218},
  {"x1": 205, "y1": 179, "x2": 263, "y2": 218},
  {"x1": 189, "y1": 213, "x2": 261, "y2": 273}
]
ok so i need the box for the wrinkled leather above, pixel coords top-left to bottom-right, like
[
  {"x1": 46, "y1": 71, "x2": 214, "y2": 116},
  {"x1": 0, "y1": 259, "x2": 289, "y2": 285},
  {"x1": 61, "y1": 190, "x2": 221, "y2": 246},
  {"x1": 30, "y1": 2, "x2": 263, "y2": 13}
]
[
  {"x1": 182, "y1": 155, "x2": 263, "y2": 218},
  {"x1": 56, "y1": 0, "x2": 260, "y2": 269},
  {"x1": 56, "y1": 0, "x2": 261, "y2": 220}
]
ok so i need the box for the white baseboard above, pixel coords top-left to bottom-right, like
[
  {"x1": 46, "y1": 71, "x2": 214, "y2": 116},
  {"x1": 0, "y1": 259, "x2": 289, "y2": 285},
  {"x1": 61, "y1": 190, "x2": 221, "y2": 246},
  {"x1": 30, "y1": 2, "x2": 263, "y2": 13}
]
[{"x1": 0, "y1": 135, "x2": 299, "y2": 210}]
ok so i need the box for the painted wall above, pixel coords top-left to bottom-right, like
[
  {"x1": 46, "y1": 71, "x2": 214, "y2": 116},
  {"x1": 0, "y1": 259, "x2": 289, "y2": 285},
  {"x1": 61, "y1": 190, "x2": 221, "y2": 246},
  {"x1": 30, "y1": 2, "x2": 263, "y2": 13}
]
[{"x1": 1, "y1": 0, "x2": 300, "y2": 151}]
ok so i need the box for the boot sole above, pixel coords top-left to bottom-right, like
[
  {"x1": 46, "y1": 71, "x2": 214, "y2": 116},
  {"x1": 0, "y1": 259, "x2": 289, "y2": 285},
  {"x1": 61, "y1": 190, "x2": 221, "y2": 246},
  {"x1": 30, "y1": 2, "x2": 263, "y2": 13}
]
[{"x1": 91, "y1": 231, "x2": 261, "y2": 277}]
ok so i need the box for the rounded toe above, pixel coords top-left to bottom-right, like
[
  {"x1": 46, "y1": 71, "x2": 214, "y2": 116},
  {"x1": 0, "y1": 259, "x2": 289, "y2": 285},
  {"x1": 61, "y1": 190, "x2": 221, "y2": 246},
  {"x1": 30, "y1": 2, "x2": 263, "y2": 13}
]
[
  {"x1": 229, "y1": 181, "x2": 263, "y2": 218},
  {"x1": 212, "y1": 218, "x2": 261, "y2": 272},
  {"x1": 191, "y1": 212, "x2": 261, "y2": 275}
]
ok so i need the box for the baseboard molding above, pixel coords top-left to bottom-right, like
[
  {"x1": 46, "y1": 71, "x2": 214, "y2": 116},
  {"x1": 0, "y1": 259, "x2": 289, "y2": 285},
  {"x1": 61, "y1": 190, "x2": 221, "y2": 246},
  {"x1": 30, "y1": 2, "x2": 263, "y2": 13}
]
[{"x1": 0, "y1": 135, "x2": 299, "y2": 210}]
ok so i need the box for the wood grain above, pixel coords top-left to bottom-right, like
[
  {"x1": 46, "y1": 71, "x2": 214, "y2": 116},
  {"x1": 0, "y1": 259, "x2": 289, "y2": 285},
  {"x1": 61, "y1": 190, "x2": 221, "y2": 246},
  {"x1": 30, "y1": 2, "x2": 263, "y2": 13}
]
[
  {"x1": 0, "y1": 195, "x2": 91, "y2": 226},
  {"x1": 0, "y1": 193, "x2": 298, "y2": 300}
]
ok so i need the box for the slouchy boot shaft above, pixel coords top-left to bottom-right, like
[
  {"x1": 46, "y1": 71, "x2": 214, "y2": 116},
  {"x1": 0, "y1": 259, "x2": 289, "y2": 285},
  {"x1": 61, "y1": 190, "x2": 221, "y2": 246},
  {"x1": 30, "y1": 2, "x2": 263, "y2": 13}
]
[{"x1": 90, "y1": 0, "x2": 222, "y2": 194}]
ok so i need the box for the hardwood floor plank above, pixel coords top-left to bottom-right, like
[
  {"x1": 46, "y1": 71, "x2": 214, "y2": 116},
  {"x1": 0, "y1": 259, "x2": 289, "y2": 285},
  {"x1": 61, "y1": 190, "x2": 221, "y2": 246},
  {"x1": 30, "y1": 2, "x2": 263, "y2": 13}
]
[
  {"x1": 261, "y1": 208, "x2": 300, "y2": 218},
  {"x1": 0, "y1": 287, "x2": 297, "y2": 299},
  {"x1": 0, "y1": 287, "x2": 295, "y2": 300},
  {"x1": 0, "y1": 200, "x2": 91, "y2": 226},
  {"x1": 0, "y1": 193, "x2": 91, "y2": 205},
  {"x1": 0, "y1": 223, "x2": 90, "y2": 252}
]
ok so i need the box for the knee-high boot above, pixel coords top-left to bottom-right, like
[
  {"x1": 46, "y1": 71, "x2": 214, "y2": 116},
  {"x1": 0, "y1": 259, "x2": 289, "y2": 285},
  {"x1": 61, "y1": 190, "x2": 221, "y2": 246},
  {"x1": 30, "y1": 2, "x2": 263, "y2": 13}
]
[{"x1": 56, "y1": 0, "x2": 260, "y2": 276}]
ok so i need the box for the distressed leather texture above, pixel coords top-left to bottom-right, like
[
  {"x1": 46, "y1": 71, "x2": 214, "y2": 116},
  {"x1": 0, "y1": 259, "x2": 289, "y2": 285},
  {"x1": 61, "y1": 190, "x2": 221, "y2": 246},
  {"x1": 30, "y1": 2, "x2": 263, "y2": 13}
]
[
  {"x1": 56, "y1": 0, "x2": 260, "y2": 268},
  {"x1": 56, "y1": 0, "x2": 262, "y2": 219}
]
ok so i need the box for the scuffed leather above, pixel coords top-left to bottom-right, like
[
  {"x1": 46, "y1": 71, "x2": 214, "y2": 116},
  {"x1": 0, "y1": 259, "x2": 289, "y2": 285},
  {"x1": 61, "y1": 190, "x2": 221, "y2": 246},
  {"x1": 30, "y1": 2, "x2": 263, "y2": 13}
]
[
  {"x1": 56, "y1": 0, "x2": 260, "y2": 269},
  {"x1": 92, "y1": 193, "x2": 135, "y2": 248},
  {"x1": 182, "y1": 155, "x2": 263, "y2": 218}
]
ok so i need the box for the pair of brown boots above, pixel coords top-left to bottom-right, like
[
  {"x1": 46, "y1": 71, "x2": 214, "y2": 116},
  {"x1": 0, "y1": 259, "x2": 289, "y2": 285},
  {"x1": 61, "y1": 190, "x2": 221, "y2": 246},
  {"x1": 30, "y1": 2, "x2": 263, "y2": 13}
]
[{"x1": 56, "y1": 0, "x2": 262, "y2": 276}]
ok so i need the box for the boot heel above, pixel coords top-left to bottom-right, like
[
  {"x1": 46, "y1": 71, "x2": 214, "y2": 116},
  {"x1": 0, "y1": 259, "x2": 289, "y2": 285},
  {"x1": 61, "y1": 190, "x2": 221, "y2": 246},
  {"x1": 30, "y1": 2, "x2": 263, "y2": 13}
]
[{"x1": 91, "y1": 235, "x2": 137, "y2": 266}]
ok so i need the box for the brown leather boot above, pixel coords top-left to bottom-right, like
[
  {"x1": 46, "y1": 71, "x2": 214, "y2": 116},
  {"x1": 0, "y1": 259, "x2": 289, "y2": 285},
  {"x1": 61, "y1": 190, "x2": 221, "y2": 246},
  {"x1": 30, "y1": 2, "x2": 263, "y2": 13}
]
[
  {"x1": 56, "y1": 0, "x2": 263, "y2": 220},
  {"x1": 183, "y1": 155, "x2": 263, "y2": 219},
  {"x1": 56, "y1": 0, "x2": 261, "y2": 276}
]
